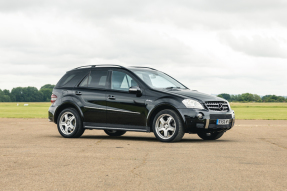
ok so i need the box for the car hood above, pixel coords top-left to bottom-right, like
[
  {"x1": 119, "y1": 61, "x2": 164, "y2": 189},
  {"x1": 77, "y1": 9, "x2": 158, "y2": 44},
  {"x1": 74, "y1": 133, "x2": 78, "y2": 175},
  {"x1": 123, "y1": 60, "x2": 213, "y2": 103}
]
[{"x1": 160, "y1": 89, "x2": 226, "y2": 102}]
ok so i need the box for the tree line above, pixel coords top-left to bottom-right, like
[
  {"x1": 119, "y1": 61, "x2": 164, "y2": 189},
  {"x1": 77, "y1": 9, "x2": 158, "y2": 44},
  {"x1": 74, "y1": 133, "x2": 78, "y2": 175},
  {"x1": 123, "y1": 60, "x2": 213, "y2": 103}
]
[
  {"x1": 0, "y1": 84, "x2": 55, "y2": 102},
  {"x1": 218, "y1": 93, "x2": 286, "y2": 102},
  {"x1": 0, "y1": 86, "x2": 286, "y2": 102}
]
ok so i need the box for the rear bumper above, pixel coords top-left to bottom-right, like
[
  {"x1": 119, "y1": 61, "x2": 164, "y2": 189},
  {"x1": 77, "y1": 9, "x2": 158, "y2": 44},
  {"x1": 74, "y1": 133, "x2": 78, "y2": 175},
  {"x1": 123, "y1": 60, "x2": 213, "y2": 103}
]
[
  {"x1": 178, "y1": 109, "x2": 235, "y2": 133},
  {"x1": 48, "y1": 104, "x2": 57, "y2": 123}
]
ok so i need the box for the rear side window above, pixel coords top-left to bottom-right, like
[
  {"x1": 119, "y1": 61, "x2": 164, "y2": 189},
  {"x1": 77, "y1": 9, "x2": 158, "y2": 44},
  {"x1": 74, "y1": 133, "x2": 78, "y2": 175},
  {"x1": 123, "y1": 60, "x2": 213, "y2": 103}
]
[
  {"x1": 56, "y1": 70, "x2": 88, "y2": 88},
  {"x1": 79, "y1": 69, "x2": 108, "y2": 89}
]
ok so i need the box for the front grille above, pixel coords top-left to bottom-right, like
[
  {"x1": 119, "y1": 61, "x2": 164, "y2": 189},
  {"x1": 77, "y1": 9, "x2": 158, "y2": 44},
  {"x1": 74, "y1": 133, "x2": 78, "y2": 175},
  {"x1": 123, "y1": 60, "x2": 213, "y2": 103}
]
[{"x1": 205, "y1": 101, "x2": 229, "y2": 111}]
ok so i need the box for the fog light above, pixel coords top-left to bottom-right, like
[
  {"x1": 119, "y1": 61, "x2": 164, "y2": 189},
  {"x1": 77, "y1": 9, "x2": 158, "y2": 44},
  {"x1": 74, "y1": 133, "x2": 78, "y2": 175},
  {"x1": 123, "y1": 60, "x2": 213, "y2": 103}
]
[{"x1": 197, "y1": 113, "x2": 203, "y2": 119}]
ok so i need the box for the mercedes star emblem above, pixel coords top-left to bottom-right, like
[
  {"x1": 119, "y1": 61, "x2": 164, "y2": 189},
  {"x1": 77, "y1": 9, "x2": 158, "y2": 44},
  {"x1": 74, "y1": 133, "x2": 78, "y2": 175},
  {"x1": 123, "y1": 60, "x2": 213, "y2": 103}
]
[{"x1": 218, "y1": 103, "x2": 224, "y2": 111}]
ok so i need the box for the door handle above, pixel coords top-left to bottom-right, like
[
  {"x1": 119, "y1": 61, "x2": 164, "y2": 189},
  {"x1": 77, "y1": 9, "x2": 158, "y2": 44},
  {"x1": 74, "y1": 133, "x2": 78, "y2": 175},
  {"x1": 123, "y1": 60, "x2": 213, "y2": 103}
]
[
  {"x1": 75, "y1": 91, "x2": 82, "y2": 95},
  {"x1": 108, "y1": 95, "x2": 115, "y2": 100}
]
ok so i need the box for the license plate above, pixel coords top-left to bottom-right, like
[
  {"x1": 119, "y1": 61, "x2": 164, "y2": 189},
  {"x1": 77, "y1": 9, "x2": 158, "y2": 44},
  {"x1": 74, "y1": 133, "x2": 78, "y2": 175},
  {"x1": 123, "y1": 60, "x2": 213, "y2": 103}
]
[{"x1": 216, "y1": 119, "x2": 230, "y2": 125}]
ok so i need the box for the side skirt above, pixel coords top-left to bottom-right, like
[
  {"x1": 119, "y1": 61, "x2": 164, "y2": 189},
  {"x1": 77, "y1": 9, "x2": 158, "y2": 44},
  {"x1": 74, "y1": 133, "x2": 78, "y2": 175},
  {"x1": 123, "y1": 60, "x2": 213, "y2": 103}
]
[{"x1": 83, "y1": 122, "x2": 149, "y2": 132}]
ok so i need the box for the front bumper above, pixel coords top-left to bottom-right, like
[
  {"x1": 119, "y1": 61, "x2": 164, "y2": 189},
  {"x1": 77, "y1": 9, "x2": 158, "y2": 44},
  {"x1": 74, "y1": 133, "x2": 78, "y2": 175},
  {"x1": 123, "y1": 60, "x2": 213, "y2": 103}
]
[{"x1": 178, "y1": 109, "x2": 235, "y2": 133}]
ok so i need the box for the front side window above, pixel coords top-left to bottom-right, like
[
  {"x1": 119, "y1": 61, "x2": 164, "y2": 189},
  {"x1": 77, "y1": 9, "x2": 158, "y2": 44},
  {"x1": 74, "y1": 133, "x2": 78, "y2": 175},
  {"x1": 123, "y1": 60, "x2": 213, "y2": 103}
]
[
  {"x1": 111, "y1": 71, "x2": 138, "y2": 91},
  {"x1": 130, "y1": 69, "x2": 187, "y2": 89},
  {"x1": 79, "y1": 69, "x2": 108, "y2": 89}
]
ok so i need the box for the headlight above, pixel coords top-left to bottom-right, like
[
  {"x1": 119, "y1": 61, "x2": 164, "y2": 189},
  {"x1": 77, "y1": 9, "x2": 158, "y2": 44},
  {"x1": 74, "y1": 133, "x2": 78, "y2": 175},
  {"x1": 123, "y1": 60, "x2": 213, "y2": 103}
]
[{"x1": 182, "y1": 99, "x2": 204, "y2": 109}]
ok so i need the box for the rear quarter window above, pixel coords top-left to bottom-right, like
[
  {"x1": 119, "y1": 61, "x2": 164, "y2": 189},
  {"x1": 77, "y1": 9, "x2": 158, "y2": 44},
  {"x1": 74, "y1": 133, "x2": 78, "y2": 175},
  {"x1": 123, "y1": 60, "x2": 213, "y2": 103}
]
[{"x1": 55, "y1": 70, "x2": 88, "y2": 88}]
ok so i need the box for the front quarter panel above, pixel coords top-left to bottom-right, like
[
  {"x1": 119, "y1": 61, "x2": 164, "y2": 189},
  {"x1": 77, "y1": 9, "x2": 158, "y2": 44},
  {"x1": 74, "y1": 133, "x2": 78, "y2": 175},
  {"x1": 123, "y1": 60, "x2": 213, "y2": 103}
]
[{"x1": 144, "y1": 89, "x2": 187, "y2": 128}]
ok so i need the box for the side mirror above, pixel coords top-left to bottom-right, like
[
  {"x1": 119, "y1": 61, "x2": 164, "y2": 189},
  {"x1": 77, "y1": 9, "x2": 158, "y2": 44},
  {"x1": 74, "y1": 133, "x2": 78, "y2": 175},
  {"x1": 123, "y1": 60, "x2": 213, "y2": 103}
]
[{"x1": 129, "y1": 86, "x2": 142, "y2": 95}]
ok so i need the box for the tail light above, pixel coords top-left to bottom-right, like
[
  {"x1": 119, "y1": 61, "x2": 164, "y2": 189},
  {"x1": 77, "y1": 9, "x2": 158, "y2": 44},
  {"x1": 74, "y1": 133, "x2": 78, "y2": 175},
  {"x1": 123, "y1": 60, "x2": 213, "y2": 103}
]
[{"x1": 51, "y1": 94, "x2": 57, "y2": 103}]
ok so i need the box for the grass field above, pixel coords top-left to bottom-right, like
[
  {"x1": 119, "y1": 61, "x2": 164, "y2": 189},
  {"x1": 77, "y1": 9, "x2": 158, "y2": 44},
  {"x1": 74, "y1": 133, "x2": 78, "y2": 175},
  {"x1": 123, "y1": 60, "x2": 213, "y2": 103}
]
[
  {"x1": 0, "y1": 102, "x2": 286, "y2": 120},
  {"x1": 230, "y1": 102, "x2": 287, "y2": 120},
  {"x1": 0, "y1": 102, "x2": 51, "y2": 119}
]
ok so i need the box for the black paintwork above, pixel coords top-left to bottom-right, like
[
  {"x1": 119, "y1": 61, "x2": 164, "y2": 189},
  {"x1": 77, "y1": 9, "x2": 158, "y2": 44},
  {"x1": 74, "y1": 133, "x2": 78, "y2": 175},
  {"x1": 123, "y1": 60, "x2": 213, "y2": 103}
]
[{"x1": 49, "y1": 65, "x2": 235, "y2": 134}]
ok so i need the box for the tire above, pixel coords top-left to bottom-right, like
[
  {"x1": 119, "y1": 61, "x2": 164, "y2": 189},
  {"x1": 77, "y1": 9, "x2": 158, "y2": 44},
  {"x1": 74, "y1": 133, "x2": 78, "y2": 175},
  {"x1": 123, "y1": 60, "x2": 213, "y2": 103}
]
[
  {"x1": 57, "y1": 108, "x2": 85, "y2": 138},
  {"x1": 197, "y1": 131, "x2": 224, "y2": 140},
  {"x1": 152, "y1": 109, "x2": 184, "y2": 142},
  {"x1": 104, "y1": 130, "x2": 126, "y2": 136}
]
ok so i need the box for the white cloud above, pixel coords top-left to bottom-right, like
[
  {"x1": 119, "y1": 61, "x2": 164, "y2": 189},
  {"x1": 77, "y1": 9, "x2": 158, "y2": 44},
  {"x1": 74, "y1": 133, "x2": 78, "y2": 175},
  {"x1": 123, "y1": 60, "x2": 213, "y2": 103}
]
[
  {"x1": 0, "y1": 0, "x2": 286, "y2": 96},
  {"x1": 219, "y1": 33, "x2": 287, "y2": 58}
]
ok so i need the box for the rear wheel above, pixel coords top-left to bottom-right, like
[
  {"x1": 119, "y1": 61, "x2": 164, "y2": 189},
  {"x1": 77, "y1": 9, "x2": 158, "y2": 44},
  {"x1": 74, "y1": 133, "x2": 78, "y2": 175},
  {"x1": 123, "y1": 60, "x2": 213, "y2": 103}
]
[
  {"x1": 197, "y1": 131, "x2": 224, "y2": 140},
  {"x1": 152, "y1": 109, "x2": 184, "y2": 142},
  {"x1": 104, "y1": 130, "x2": 126, "y2": 136},
  {"x1": 57, "y1": 108, "x2": 85, "y2": 138}
]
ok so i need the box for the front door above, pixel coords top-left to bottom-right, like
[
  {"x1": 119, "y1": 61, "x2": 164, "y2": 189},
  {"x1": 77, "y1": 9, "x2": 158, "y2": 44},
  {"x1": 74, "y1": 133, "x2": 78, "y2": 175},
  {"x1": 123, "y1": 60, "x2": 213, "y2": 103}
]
[{"x1": 106, "y1": 69, "x2": 147, "y2": 130}]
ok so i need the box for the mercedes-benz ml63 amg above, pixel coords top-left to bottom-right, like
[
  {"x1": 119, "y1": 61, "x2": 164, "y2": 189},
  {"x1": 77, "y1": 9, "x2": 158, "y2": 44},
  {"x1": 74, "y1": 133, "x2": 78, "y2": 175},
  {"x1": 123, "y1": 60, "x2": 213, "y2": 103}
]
[{"x1": 48, "y1": 65, "x2": 235, "y2": 142}]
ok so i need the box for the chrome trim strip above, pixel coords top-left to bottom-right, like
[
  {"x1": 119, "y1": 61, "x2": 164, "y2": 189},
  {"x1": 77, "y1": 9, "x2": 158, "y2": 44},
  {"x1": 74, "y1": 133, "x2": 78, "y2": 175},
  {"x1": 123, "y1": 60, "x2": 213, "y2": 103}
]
[
  {"x1": 85, "y1": 126, "x2": 147, "y2": 132},
  {"x1": 207, "y1": 110, "x2": 230, "y2": 112},
  {"x1": 205, "y1": 119, "x2": 210, "y2": 129},
  {"x1": 85, "y1": 106, "x2": 105, "y2": 110},
  {"x1": 106, "y1": 108, "x2": 140, "y2": 115},
  {"x1": 84, "y1": 106, "x2": 140, "y2": 114}
]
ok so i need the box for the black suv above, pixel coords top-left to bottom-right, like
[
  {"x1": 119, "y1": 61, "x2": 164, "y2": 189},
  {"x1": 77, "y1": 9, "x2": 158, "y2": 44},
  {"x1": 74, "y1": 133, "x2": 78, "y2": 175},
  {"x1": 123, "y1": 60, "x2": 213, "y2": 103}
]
[{"x1": 48, "y1": 65, "x2": 235, "y2": 142}]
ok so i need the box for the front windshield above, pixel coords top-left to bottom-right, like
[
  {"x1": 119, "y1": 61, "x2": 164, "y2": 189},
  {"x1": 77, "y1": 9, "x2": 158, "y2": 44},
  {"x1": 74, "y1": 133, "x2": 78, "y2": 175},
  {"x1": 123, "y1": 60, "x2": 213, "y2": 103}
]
[{"x1": 129, "y1": 68, "x2": 187, "y2": 89}]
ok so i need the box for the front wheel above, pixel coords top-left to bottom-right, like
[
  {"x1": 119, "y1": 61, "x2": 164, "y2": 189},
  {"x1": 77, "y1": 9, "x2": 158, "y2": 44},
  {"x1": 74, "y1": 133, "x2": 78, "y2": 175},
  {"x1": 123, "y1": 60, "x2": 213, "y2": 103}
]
[
  {"x1": 104, "y1": 130, "x2": 126, "y2": 136},
  {"x1": 197, "y1": 131, "x2": 224, "y2": 140},
  {"x1": 152, "y1": 109, "x2": 184, "y2": 142}
]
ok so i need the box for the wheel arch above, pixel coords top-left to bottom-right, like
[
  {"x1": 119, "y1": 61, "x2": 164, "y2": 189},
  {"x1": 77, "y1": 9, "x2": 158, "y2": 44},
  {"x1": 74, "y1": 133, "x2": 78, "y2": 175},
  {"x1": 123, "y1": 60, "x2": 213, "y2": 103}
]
[
  {"x1": 54, "y1": 101, "x2": 84, "y2": 124},
  {"x1": 147, "y1": 103, "x2": 185, "y2": 132}
]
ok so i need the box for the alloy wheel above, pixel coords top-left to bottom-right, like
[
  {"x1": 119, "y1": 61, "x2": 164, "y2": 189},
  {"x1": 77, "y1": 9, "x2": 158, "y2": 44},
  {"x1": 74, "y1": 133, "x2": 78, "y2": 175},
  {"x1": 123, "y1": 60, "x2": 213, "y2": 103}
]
[
  {"x1": 59, "y1": 112, "x2": 76, "y2": 135},
  {"x1": 155, "y1": 114, "x2": 176, "y2": 139}
]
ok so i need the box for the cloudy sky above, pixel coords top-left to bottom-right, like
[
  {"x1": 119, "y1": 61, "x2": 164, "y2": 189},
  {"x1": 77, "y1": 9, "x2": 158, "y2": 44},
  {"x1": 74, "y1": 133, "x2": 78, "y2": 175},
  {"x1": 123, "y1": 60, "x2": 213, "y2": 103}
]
[{"x1": 0, "y1": 0, "x2": 286, "y2": 95}]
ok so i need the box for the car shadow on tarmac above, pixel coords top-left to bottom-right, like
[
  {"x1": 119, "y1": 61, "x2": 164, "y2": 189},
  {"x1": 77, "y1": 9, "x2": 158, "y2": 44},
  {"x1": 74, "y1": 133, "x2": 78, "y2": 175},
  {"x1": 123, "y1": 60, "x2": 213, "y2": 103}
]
[
  {"x1": 81, "y1": 135, "x2": 235, "y2": 143},
  {"x1": 46, "y1": 135, "x2": 235, "y2": 143}
]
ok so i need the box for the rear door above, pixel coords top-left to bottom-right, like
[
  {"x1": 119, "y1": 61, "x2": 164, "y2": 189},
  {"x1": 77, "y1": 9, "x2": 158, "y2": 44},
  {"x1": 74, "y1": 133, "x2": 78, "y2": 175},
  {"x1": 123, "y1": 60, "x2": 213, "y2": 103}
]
[
  {"x1": 105, "y1": 69, "x2": 147, "y2": 130},
  {"x1": 74, "y1": 68, "x2": 109, "y2": 126}
]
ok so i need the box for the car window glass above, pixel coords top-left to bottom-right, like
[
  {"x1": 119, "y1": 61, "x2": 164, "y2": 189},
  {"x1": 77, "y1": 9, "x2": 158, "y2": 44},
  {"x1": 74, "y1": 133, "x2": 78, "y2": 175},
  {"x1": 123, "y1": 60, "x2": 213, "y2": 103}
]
[
  {"x1": 136, "y1": 73, "x2": 144, "y2": 80},
  {"x1": 111, "y1": 71, "x2": 138, "y2": 91},
  {"x1": 62, "y1": 75, "x2": 75, "y2": 85},
  {"x1": 79, "y1": 70, "x2": 108, "y2": 89},
  {"x1": 99, "y1": 76, "x2": 107, "y2": 86},
  {"x1": 79, "y1": 75, "x2": 89, "y2": 87},
  {"x1": 132, "y1": 70, "x2": 186, "y2": 89},
  {"x1": 149, "y1": 75, "x2": 175, "y2": 88},
  {"x1": 56, "y1": 70, "x2": 88, "y2": 88}
]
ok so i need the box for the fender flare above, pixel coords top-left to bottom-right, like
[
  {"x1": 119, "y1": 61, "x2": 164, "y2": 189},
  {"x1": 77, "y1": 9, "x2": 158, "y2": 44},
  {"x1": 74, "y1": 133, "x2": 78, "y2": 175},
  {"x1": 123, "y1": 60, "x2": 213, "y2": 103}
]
[
  {"x1": 54, "y1": 100, "x2": 84, "y2": 123},
  {"x1": 146, "y1": 102, "x2": 186, "y2": 129}
]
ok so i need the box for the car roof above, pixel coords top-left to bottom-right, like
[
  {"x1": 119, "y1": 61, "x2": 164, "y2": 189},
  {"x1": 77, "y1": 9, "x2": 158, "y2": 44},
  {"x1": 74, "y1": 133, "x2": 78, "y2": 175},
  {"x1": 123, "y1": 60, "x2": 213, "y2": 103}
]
[{"x1": 68, "y1": 65, "x2": 157, "y2": 72}]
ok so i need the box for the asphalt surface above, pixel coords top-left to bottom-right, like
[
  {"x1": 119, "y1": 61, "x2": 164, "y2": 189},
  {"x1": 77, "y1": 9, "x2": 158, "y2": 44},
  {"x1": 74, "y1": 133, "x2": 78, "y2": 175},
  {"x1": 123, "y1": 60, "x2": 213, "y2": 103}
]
[{"x1": 0, "y1": 119, "x2": 286, "y2": 191}]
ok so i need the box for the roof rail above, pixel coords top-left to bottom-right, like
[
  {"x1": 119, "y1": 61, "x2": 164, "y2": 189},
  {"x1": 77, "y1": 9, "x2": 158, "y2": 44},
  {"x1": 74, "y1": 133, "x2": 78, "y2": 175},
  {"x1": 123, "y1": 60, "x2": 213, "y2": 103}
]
[
  {"x1": 73, "y1": 65, "x2": 95, "y2": 70},
  {"x1": 129, "y1": 66, "x2": 157, "y2": 70},
  {"x1": 72, "y1": 65, "x2": 157, "y2": 71},
  {"x1": 72, "y1": 64, "x2": 125, "y2": 70},
  {"x1": 96, "y1": 64, "x2": 124, "y2": 68}
]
